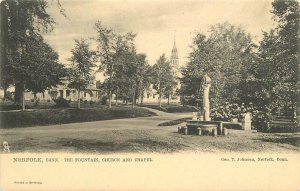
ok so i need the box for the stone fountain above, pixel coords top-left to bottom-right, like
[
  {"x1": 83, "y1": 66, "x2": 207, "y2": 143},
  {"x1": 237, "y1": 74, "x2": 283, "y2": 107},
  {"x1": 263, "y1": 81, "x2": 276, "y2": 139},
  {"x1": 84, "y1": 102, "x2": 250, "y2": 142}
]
[
  {"x1": 179, "y1": 74, "x2": 224, "y2": 136},
  {"x1": 178, "y1": 74, "x2": 253, "y2": 136}
]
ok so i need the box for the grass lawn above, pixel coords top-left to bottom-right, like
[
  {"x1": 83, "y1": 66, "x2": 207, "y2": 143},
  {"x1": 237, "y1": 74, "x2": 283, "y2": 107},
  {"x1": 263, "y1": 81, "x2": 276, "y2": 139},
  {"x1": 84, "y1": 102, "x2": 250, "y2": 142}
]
[{"x1": 0, "y1": 106, "x2": 156, "y2": 128}]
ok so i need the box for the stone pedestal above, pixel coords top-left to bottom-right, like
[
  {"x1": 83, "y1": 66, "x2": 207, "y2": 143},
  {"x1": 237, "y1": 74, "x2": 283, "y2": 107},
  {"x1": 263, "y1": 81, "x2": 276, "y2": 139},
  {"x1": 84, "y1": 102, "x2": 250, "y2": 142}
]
[
  {"x1": 242, "y1": 112, "x2": 252, "y2": 130},
  {"x1": 197, "y1": 128, "x2": 202, "y2": 136},
  {"x1": 203, "y1": 84, "x2": 211, "y2": 121},
  {"x1": 222, "y1": 127, "x2": 228, "y2": 135},
  {"x1": 184, "y1": 127, "x2": 188, "y2": 135},
  {"x1": 212, "y1": 128, "x2": 217, "y2": 136}
]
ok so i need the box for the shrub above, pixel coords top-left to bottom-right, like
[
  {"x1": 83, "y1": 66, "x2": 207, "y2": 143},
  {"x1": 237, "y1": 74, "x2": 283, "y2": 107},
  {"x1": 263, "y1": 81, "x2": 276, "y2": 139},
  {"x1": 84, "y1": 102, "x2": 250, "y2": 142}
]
[
  {"x1": 101, "y1": 96, "x2": 108, "y2": 105},
  {"x1": 252, "y1": 110, "x2": 272, "y2": 132},
  {"x1": 53, "y1": 97, "x2": 70, "y2": 108},
  {"x1": 181, "y1": 96, "x2": 201, "y2": 107},
  {"x1": 211, "y1": 102, "x2": 254, "y2": 122}
]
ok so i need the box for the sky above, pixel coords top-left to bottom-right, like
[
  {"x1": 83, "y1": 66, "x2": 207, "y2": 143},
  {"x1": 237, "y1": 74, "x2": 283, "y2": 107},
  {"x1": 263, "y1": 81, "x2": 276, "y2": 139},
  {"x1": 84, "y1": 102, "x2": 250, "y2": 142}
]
[{"x1": 44, "y1": 0, "x2": 276, "y2": 73}]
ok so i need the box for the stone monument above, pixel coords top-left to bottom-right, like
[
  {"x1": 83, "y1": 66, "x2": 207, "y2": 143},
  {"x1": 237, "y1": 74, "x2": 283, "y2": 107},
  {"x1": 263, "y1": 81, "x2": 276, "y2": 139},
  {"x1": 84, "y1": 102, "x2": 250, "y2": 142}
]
[
  {"x1": 202, "y1": 74, "x2": 211, "y2": 121},
  {"x1": 242, "y1": 112, "x2": 251, "y2": 130}
]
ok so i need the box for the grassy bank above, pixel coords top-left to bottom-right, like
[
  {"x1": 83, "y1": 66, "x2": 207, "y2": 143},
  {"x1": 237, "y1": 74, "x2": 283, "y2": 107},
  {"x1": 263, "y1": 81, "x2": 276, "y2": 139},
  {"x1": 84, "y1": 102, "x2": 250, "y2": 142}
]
[
  {"x1": 158, "y1": 117, "x2": 191, "y2": 126},
  {"x1": 0, "y1": 107, "x2": 156, "y2": 128},
  {"x1": 139, "y1": 104, "x2": 197, "y2": 113}
]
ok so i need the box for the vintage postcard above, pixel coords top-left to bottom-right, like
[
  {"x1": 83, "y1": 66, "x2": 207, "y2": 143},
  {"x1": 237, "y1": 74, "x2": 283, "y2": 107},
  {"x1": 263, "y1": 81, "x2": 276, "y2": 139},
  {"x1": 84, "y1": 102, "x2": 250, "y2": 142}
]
[{"x1": 0, "y1": 0, "x2": 299, "y2": 190}]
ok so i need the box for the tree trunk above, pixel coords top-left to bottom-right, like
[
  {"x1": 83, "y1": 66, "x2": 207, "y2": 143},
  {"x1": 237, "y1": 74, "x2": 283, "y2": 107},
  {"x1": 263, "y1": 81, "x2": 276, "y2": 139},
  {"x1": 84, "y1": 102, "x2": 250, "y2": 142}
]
[
  {"x1": 115, "y1": 89, "x2": 118, "y2": 106},
  {"x1": 33, "y1": 92, "x2": 38, "y2": 105},
  {"x1": 132, "y1": 88, "x2": 135, "y2": 108},
  {"x1": 159, "y1": 92, "x2": 162, "y2": 107},
  {"x1": 2, "y1": 87, "x2": 7, "y2": 104},
  {"x1": 14, "y1": 81, "x2": 23, "y2": 106},
  {"x1": 22, "y1": 88, "x2": 25, "y2": 111},
  {"x1": 167, "y1": 93, "x2": 170, "y2": 105},
  {"x1": 77, "y1": 90, "x2": 81, "y2": 109},
  {"x1": 158, "y1": 79, "x2": 161, "y2": 107},
  {"x1": 140, "y1": 88, "x2": 144, "y2": 104},
  {"x1": 108, "y1": 90, "x2": 112, "y2": 108},
  {"x1": 140, "y1": 94, "x2": 143, "y2": 105}
]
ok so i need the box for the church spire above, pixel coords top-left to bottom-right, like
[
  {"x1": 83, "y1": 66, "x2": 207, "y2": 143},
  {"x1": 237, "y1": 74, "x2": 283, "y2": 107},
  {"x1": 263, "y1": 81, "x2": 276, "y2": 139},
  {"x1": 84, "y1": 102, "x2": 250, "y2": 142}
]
[
  {"x1": 170, "y1": 38, "x2": 179, "y2": 76},
  {"x1": 171, "y1": 38, "x2": 178, "y2": 59}
]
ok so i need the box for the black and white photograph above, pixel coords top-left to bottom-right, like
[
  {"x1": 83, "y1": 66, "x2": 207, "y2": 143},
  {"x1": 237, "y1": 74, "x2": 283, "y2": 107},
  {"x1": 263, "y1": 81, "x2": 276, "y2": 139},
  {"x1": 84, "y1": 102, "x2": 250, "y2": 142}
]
[{"x1": 0, "y1": 0, "x2": 299, "y2": 190}]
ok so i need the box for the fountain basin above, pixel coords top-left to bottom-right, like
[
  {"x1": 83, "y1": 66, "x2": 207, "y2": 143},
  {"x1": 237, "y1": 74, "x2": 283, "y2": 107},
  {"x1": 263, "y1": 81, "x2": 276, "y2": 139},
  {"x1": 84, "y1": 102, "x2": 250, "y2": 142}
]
[{"x1": 186, "y1": 120, "x2": 223, "y2": 135}]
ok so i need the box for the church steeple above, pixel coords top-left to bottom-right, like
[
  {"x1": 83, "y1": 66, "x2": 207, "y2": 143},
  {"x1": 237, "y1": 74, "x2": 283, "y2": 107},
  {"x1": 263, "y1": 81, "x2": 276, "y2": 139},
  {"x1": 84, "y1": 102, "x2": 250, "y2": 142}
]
[
  {"x1": 170, "y1": 38, "x2": 179, "y2": 76},
  {"x1": 171, "y1": 39, "x2": 178, "y2": 59}
]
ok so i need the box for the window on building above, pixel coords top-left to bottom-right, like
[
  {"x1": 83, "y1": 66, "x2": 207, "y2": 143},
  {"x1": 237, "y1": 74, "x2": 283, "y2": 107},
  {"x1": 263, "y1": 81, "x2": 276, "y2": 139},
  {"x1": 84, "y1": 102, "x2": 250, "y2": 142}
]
[
  {"x1": 153, "y1": 94, "x2": 156, "y2": 99},
  {"x1": 147, "y1": 94, "x2": 150, "y2": 99},
  {"x1": 84, "y1": 92, "x2": 87, "y2": 97},
  {"x1": 66, "y1": 90, "x2": 70, "y2": 97},
  {"x1": 59, "y1": 90, "x2": 63, "y2": 98}
]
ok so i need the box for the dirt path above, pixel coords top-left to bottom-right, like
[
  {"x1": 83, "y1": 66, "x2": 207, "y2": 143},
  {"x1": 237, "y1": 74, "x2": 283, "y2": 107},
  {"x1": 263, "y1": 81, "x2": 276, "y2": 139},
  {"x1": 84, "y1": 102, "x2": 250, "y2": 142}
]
[{"x1": 1, "y1": 108, "x2": 300, "y2": 153}]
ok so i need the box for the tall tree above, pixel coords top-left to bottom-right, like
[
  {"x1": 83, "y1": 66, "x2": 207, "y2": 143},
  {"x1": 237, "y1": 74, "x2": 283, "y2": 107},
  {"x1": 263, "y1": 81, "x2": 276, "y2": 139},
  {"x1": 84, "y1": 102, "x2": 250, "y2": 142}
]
[
  {"x1": 135, "y1": 54, "x2": 152, "y2": 105},
  {"x1": 180, "y1": 23, "x2": 255, "y2": 107},
  {"x1": 152, "y1": 54, "x2": 176, "y2": 107},
  {"x1": 94, "y1": 21, "x2": 136, "y2": 108},
  {"x1": 0, "y1": 0, "x2": 65, "y2": 109},
  {"x1": 23, "y1": 34, "x2": 66, "y2": 104},
  {"x1": 253, "y1": 0, "x2": 299, "y2": 116},
  {"x1": 112, "y1": 48, "x2": 138, "y2": 107},
  {"x1": 68, "y1": 39, "x2": 96, "y2": 109}
]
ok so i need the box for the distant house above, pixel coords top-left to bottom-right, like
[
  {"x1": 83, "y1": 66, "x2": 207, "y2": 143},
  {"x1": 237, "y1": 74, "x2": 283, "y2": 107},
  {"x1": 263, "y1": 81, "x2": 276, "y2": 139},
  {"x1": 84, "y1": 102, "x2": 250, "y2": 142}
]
[{"x1": 23, "y1": 78, "x2": 101, "y2": 102}]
